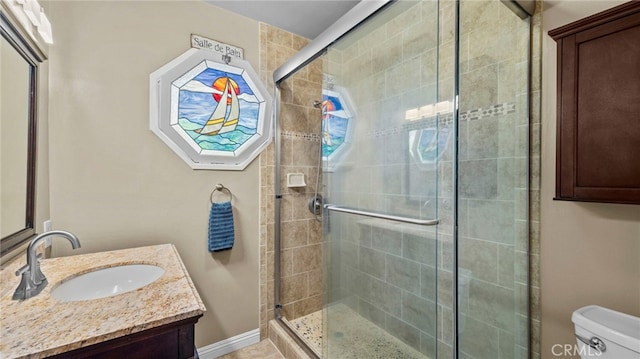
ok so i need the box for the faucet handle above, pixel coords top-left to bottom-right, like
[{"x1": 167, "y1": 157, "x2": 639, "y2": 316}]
[
  {"x1": 15, "y1": 253, "x2": 43, "y2": 276},
  {"x1": 32, "y1": 262, "x2": 47, "y2": 285},
  {"x1": 12, "y1": 271, "x2": 41, "y2": 301}
]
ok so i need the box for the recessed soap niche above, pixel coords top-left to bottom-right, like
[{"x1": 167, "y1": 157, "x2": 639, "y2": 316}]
[{"x1": 286, "y1": 173, "x2": 306, "y2": 188}]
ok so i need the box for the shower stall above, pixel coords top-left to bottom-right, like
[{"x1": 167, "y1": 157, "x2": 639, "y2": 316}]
[{"x1": 270, "y1": 0, "x2": 533, "y2": 358}]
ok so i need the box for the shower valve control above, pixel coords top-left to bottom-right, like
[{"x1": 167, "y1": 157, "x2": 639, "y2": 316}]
[{"x1": 308, "y1": 194, "x2": 323, "y2": 216}]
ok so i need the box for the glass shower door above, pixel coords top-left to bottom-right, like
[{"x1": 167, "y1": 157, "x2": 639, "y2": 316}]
[
  {"x1": 321, "y1": 1, "x2": 441, "y2": 357},
  {"x1": 456, "y1": 1, "x2": 531, "y2": 358}
]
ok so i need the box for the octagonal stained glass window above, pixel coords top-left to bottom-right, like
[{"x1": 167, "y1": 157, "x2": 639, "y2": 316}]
[
  {"x1": 321, "y1": 88, "x2": 354, "y2": 171},
  {"x1": 150, "y1": 49, "x2": 272, "y2": 170}
]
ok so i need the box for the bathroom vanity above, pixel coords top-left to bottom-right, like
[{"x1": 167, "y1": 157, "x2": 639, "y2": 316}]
[{"x1": 0, "y1": 244, "x2": 206, "y2": 359}]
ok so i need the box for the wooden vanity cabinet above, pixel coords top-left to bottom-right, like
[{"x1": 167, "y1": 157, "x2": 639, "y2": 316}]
[
  {"x1": 49, "y1": 316, "x2": 202, "y2": 359},
  {"x1": 549, "y1": 1, "x2": 640, "y2": 204}
]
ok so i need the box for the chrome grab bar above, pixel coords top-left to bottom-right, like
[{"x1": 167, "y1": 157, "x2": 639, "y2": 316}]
[{"x1": 324, "y1": 204, "x2": 439, "y2": 226}]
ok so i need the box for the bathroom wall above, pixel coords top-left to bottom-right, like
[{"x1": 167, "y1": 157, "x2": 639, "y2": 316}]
[
  {"x1": 540, "y1": 1, "x2": 640, "y2": 358},
  {"x1": 46, "y1": 1, "x2": 261, "y2": 347}
]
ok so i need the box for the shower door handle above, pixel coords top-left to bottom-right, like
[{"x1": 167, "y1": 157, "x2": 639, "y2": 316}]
[{"x1": 324, "y1": 204, "x2": 439, "y2": 226}]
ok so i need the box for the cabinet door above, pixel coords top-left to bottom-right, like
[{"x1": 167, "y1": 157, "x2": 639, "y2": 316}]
[
  {"x1": 49, "y1": 318, "x2": 199, "y2": 359},
  {"x1": 552, "y1": 2, "x2": 640, "y2": 204}
]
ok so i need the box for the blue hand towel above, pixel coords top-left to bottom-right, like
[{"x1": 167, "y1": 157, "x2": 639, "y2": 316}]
[{"x1": 208, "y1": 201, "x2": 235, "y2": 252}]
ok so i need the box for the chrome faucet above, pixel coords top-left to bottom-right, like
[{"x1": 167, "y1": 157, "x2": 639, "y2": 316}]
[{"x1": 12, "y1": 230, "x2": 81, "y2": 301}]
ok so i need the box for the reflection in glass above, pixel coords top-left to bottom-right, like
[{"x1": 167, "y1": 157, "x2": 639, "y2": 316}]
[
  {"x1": 0, "y1": 35, "x2": 31, "y2": 238},
  {"x1": 321, "y1": 88, "x2": 353, "y2": 171}
]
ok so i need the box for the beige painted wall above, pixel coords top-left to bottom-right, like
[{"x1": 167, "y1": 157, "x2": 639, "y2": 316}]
[
  {"x1": 540, "y1": 1, "x2": 640, "y2": 358},
  {"x1": 47, "y1": 1, "x2": 261, "y2": 347}
]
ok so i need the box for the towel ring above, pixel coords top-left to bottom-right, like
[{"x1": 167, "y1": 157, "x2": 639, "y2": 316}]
[{"x1": 210, "y1": 184, "x2": 232, "y2": 204}]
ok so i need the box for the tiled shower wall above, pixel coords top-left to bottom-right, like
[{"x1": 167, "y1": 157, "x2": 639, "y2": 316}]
[
  {"x1": 274, "y1": 64, "x2": 324, "y2": 322},
  {"x1": 258, "y1": 23, "x2": 324, "y2": 340}
]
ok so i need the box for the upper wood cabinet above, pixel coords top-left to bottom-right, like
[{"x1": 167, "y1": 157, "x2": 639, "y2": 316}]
[{"x1": 550, "y1": 1, "x2": 640, "y2": 205}]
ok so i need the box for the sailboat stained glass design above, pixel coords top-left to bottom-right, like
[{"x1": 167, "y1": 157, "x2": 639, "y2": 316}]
[
  {"x1": 150, "y1": 49, "x2": 272, "y2": 170},
  {"x1": 321, "y1": 89, "x2": 353, "y2": 169},
  {"x1": 175, "y1": 68, "x2": 260, "y2": 151}
]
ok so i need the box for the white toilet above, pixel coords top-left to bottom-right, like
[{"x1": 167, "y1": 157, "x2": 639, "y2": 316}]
[{"x1": 572, "y1": 305, "x2": 640, "y2": 358}]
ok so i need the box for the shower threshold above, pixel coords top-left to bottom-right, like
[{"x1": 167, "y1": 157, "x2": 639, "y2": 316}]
[{"x1": 285, "y1": 304, "x2": 429, "y2": 359}]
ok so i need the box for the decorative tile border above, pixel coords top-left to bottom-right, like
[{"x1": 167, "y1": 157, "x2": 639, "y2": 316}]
[
  {"x1": 280, "y1": 131, "x2": 322, "y2": 142},
  {"x1": 377, "y1": 102, "x2": 516, "y2": 138},
  {"x1": 280, "y1": 103, "x2": 517, "y2": 142},
  {"x1": 461, "y1": 102, "x2": 516, "y2": 122}
]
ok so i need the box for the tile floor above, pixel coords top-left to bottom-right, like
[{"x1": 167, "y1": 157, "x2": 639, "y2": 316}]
[
  {"x1": 217, "y1": 339, "x2": 284, "y2": 359},
  {"x1": 287, "y1": 304, "x2": 427, "y2": 359},
  {"x1": 219, "y1": 304, "x2": 428, "y2": 359}
]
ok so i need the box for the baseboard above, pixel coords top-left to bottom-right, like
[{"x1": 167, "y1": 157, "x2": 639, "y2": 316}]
[{"x1": 197, "y1": 328, "x2": 260, "y2": 359}]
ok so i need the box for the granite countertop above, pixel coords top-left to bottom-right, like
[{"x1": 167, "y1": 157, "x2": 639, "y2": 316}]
[{"x1": 0, "y1": 244, "x2": 206, "y2": 359}]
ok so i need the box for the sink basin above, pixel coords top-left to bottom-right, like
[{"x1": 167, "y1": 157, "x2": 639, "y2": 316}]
[{"x1": 51, "y1": 264, "x2": 164, "y2": 302}]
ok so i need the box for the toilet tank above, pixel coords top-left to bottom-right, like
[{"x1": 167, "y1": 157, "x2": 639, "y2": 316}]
[{"x1": 572, "y1": 305, "x2": 640, "y2": 358}]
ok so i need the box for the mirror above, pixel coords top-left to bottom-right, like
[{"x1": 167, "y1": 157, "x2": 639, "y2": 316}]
[{"x1": 0, "y1": 13, "x2": 41, "y2": 256}]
